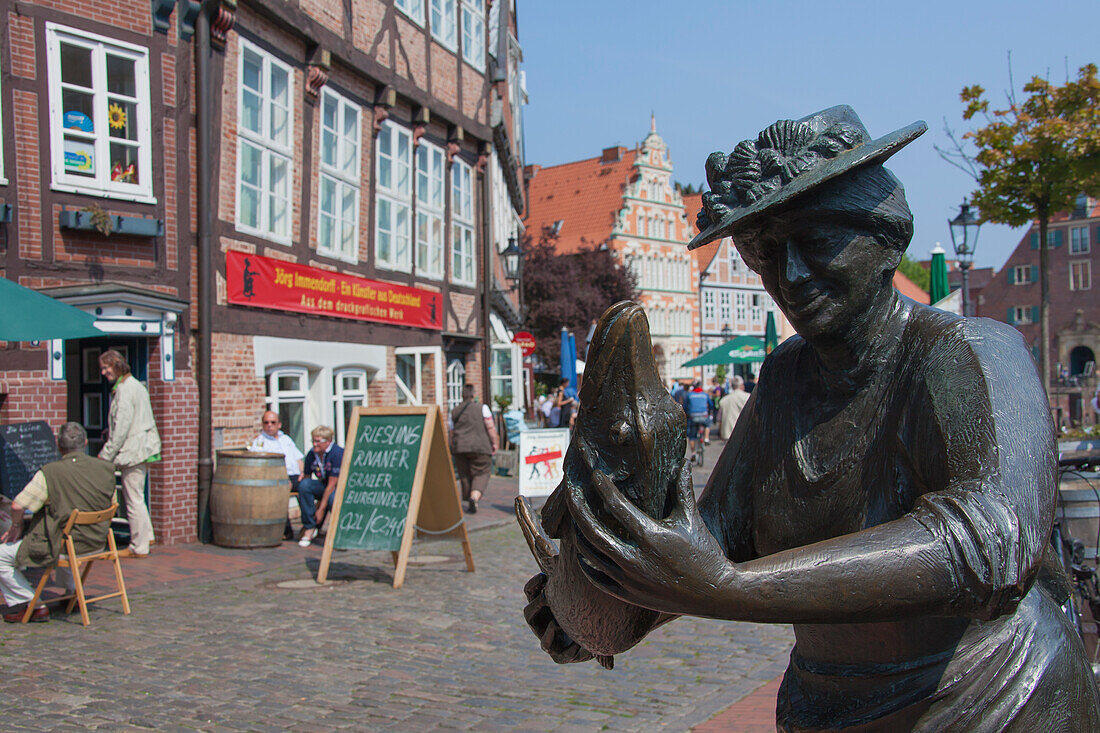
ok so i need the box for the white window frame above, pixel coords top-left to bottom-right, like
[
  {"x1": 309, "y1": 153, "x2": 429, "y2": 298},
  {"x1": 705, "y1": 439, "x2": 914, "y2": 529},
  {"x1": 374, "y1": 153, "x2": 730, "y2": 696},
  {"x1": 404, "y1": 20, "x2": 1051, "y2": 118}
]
[
  {"x1": 394, "y1": 346, "x2": 443, "y2": 407},
  {"x1": 266, "y1": 366, "x2": 310, "y2": 448},
  {"x1": 703, "y1": 291, "x2": 714, "y2": 321},
  {"x1": 446, "y1": 358, "x2": 466, "y2": 412},
  {"x1": 490, "y1": 343, "x2": 516, "y2": 407},
  {"x1": 45, "y1": 23, "x2": 154, "y2": 203},
  {"x1": 375, "y1": 120, "x2": 413, "y2": 272},
  {"x1": 1071, "y1": 260, "x2": 1092, "y2": 291},
  {"x1": 395, "y1": 0, "x2": 425, "y2": 26},
  {"x1": 236, "y1": 39, "x2": 294, "y2": 244},
  {"x1": 451, "y1": 158, "x2": 476, "y2": 286},
  {"x1": 1071, "y1": 226, "x2": 1090, "y2": 255},
  {"x1": 1013, "y1": 306, "x2": 1034, "y2": 325},
  {"x1": 0, "y1": 70, "x2": 6, "y2": 185},
  {"x1": 1012, "y1": 265, "x2": 1031, "y2": 284},
  {"x1": 431, "y1": 0, "x2": 457, "y2": 50},
  {"x1": 416, "y1": 140, "x2": 446, "y2": 279},
  {"x1": 461, "y1": 0, "x2": 485, "y2": 70},
  {"x1": 332, "y1": 368, "x2": 368, "y2": 446},
  {"x1": 719, "y1": 291, "x2": 731, "y2": 322},
  {"x1": 317, "y1": 87, "x2": 361, "y2": 262}
]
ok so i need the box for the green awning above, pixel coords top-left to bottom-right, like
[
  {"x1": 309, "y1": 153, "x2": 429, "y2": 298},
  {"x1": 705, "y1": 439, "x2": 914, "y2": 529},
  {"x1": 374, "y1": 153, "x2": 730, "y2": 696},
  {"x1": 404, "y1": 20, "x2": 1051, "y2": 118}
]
[
  {"x1": 683, "y1": 335, "x2": 767, "y2": 367},
  {"x1": 929, "y1": 246, "x2": 949, "y2": 305},
  {"x1": 0, "y1": 277, "x2": 103, "y2": 341}
]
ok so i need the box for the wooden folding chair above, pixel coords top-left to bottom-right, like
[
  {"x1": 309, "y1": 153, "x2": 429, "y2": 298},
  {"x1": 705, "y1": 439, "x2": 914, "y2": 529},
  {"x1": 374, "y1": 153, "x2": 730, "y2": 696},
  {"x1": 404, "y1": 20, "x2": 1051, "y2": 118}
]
[{"x1": 23, "y1": 503, "x2": 131, "y2": 626}]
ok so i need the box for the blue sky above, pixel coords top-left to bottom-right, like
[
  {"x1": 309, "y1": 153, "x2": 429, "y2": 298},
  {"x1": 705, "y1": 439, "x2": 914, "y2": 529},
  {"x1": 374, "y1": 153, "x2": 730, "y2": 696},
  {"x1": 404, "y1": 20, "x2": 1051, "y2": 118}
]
[{"x1": 518, "y1": 0, "x2": 1100, "y2": 270}]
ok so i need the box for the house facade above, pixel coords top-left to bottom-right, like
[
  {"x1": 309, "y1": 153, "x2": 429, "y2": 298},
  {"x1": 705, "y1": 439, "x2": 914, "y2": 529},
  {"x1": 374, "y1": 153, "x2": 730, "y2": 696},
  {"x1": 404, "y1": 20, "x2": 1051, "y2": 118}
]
[
  {"x1": 978, "y1": 200, "x2": 1099, "y2": 427},
  {"x1": 0, "y1": 0, "x2": 525, "y2": 545},
  {"x1": 524, "y1": 119, "x2": 699, "y2": 384}
]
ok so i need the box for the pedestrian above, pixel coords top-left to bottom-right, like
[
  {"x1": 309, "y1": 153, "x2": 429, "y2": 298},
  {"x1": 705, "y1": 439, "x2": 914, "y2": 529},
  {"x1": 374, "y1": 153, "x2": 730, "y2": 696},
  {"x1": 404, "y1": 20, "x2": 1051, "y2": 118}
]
[
  {"x1": 296, "y1": 426, "x2": 344, "y2": 547},
  {"x1": 0, "y1": 423, "x2": 115, "y2": 622},
  {"x1": 708, "y1": 376, "x2": 726, "y2": 425},
  {"x1": 553, "y1": 378, "x2": 576, "y2": 429},
  {"x1": 717, "y1": 376, "x2": 749, "y2": 440},
  {"x1": 449, "y1": 384, "x2": 498, "y2": 513},
  {"x1": 685, "y1": 380, "x2": 713, "y2": 446},
  {"x1": 98, "y1": 349, "x2": 160, "y2": 559},
  {"x1": 247, "y1": 410, "x2": 304, "y2": 540}
]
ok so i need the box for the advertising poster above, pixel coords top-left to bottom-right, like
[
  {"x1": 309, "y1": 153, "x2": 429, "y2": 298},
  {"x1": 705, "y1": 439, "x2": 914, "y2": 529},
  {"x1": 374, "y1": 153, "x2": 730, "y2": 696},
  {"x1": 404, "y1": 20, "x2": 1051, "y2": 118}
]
[
  {"x1": 518, "y1": 428, "x2": 569, "y2": 498},
  {"x1": 226, "y1": 250, "x2": 442, "y2": 330}
]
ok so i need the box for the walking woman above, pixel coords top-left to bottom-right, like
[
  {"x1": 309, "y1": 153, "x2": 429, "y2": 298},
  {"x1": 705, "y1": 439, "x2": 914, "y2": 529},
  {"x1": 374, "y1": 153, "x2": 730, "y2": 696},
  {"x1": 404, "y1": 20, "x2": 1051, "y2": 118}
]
[
  {"x1": 450, "y1": 385, "x2": 498, "y2": 513},
  {"x1": 98, "y1": 349, "x2": 161, "y2": 558}
]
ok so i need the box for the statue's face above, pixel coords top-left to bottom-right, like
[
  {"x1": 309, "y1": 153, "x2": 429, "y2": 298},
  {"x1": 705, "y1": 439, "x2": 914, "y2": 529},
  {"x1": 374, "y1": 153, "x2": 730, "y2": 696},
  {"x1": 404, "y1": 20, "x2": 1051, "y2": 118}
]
[{"x1": 743, "y1": 218, "x2": 899, "y2": 341}]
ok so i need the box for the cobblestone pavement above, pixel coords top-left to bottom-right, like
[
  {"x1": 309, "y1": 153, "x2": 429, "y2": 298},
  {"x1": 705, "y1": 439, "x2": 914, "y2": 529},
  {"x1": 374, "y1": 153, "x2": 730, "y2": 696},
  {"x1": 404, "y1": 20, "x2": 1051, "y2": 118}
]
[
  {"x1": 1, "y1": 530, "x2": 792, "y2": 731},
  {"x1": 1, "y1": 436, "x2": 794, "y2": 731}
]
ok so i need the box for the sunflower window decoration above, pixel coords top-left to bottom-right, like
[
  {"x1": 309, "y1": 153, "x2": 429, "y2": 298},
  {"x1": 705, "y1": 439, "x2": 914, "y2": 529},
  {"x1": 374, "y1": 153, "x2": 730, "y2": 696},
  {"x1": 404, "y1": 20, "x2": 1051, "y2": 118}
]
[{"x1": 108, "y1": 102, "x2": 127, "y2": 132}]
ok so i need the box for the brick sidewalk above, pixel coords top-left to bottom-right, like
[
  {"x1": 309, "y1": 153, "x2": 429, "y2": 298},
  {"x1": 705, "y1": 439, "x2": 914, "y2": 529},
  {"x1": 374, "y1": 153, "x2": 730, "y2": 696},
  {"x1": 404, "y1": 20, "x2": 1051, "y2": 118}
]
[{"x1": 693, "y1": 676, "x2": 782, "y2": 732}]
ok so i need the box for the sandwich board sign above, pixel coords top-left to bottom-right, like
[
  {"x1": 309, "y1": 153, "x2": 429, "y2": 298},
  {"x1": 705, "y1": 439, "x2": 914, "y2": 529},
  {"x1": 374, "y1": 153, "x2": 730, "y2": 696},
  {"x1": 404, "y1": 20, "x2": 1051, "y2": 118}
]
[{"x1": 316, "y1": 405, "x2": 474, "y2": 588}]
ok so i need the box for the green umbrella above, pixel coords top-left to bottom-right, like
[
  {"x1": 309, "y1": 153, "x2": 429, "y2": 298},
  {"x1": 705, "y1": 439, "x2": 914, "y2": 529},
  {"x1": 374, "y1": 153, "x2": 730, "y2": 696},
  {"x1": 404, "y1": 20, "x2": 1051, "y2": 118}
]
[
  {"x1": 764, "y1": 312, "x2": 778, "y2": 354},
  {"x1": 929, "y1": 243, "x2": 949, "y2": 305},
  {"x1": 0, "y1": 277, "x2": 103, "y2": 341},
  {"x1": 683, "y1": 335, "x2": 766, "y2": 367}
]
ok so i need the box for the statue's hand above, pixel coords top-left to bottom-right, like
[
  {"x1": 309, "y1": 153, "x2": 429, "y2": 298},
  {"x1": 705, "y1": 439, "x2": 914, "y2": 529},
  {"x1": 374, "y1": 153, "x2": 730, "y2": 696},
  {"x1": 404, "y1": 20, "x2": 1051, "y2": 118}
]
[
  {"x1": 522, "y1": 572, "x2": 600, "y2": 665},
  {"x1": 568, "y1": 460, "x2": 735, "y2": 617}
]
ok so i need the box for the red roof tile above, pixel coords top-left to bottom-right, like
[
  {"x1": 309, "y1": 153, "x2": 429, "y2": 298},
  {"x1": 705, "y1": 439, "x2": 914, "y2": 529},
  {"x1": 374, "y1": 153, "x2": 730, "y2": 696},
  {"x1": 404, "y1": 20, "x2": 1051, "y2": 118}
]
[
  {"x1": 892, "y1": 269, "x2": 927, "y2": 302},
  {"x1": 523, "y1": 147, "x2": 637, "y2": 254}
]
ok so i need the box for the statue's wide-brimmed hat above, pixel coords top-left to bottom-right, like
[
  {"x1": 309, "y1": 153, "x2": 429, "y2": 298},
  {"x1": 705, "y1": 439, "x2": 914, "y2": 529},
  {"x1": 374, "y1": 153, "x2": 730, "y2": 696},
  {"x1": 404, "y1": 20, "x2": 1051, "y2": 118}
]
[{"x1": 687, "y1": 105, "x2": 926, "y2": 251}]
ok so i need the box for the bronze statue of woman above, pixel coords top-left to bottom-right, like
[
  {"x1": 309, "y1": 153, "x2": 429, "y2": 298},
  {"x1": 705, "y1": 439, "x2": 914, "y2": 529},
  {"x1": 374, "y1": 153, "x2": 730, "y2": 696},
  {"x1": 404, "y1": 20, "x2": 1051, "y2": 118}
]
[{"x1": 519, "y1": 106, "x2": 1100, "y2": 731}]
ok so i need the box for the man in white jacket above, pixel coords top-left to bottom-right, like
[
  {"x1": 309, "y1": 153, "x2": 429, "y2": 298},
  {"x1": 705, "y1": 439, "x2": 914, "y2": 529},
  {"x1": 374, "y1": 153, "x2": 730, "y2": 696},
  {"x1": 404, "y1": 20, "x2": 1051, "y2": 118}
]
[{"x1": 98, "y1": 349, "x2": 161, "y2": 558}]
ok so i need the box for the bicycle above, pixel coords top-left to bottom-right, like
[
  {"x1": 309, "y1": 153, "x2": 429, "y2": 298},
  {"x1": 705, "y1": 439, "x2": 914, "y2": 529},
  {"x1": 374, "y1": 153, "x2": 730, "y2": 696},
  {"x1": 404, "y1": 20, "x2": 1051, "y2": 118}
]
[
  {"x1": 688, "y1": 414, "x2": 708, "y2": 467},
  {"x1": 1054, "y1": 458, "x2": 1100, "y2": 680}
]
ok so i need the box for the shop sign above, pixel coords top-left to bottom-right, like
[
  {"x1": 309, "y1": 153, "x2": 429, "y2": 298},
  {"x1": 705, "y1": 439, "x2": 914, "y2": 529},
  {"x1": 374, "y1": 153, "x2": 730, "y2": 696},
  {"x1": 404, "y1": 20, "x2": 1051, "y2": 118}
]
[
  {"x1": 226, "y1": 250, "x2": 442, "y2": 331},
  {"x1": 517, "y1": 428, "x2": 570, "y2": 498},
  {"x1": 513, "y1": 330, "x2": 536, "y2": 356}
]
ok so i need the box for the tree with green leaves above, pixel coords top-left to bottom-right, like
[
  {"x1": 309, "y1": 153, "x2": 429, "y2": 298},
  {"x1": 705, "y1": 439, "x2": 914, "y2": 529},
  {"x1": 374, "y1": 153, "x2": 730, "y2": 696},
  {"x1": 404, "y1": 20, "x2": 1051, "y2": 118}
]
[
  {"x1": 939, "y1": 62, "x2": 1100, "y2": 392},
  {"x1": 897, "y1": 254, "x2": 931, "y2": 293}
]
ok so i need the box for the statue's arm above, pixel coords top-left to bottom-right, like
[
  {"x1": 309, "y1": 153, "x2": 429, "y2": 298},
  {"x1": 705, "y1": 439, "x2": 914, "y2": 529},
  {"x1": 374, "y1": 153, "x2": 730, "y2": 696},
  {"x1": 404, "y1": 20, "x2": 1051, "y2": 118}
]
[{"x1": 573, "y1": 322, "x2": 1052, "y2": 624}]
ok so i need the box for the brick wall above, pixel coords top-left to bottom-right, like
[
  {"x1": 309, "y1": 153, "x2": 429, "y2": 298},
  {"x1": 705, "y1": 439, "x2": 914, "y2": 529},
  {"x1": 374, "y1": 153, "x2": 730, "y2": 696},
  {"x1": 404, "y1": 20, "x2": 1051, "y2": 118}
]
[
  {"x1": 0, "y1": 371, "x2": 67, "y2": 427},
  {"x1": 146, "y1": 357, "x2": 199, "y2": 544},
  {"x1": 211, "y1": 332, "x2": 267, "y2": 450}
]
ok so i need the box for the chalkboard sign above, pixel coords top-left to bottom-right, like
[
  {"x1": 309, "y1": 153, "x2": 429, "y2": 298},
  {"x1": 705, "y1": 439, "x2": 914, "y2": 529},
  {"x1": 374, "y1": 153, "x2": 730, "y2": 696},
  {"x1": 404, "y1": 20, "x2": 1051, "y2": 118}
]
[
  {"x1": 0, "y1": 422, "x2": 61, "y2": 499},
  {"x1": 334, "y1": 413, "x2": 425, "y2": 551},
  {"x1": 317, "y1": 405, "x2": 474, "y2": 588}
]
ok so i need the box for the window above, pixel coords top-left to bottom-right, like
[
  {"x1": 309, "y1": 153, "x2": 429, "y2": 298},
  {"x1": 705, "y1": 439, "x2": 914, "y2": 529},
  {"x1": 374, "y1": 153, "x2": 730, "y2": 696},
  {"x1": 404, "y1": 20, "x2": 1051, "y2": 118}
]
[
  {"x1": 1071, "y1": 226, "x2": 1090, "y2": 254},
  {"x1": 317, "y1": 88, "x2": 360, "y2": 261},
  {"x1": 446, "y1": 359, "x2": 465, "y2": 412},
  {"x1": 719, "y1": 292, "x2": 731, "y2": 322},
  {"x1": 1012, "y1": 265, "x2": 1031, "y2": 284},
  {"x1": 267, "y1": 367, "x2": 309, "y2": 448},
  {"x1": 395, "y1": 0, "x2": 425, "y2": 25},
  {"x1": 430, "y1": 0, "x2": 457, "y2": 50},
  {"x1": 46, "y1": 23, "x2": 154, "y2": 202},
  {"x1": 1071, "y1": 261, "x2": 1092, "y2": 291},
  {"x1": 451, "y1": 158, "x2": 476, "y2": 285},
  {"x1": 375, "y1": 120, "x2": 413, "y2": 272},
  {"x1": 333, "y1": 369, "x2": 368, "y2": 446},
  {"x1": 1012, "y1": 307, "x2": 1034, "y2": 325},
  {"x1": 237, "y1": 40, "x2": 293, "y2": 242},
  {"x1": 491, "y1": 345, "x2": 514, "y2": 406},
  {"x1": 703, "y1": 291, "x2": 714, "y2": 321},
  {"x1": 460, "y1": 0, "x2": 485, "y2": 69},
  {"x1": 416, "y1": 141, "x2": 445, "y2": 279}
]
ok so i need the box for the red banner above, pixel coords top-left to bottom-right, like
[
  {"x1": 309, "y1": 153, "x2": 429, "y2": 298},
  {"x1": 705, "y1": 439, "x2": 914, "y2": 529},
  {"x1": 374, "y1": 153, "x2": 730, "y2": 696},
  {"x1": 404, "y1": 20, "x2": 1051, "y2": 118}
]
[{"x1": 226, "y1": 251, "x2": 442, "y2": 331}]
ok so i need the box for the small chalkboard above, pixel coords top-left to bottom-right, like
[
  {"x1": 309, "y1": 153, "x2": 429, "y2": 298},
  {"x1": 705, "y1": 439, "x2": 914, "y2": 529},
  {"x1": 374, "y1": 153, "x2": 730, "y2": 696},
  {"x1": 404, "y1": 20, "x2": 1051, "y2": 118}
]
[
  {"x1": 316, "y1": 405, "x2": 474, "y2": 588},
  {"x1": 0, "y1": 421, "x2": 61, "y2": 499}
]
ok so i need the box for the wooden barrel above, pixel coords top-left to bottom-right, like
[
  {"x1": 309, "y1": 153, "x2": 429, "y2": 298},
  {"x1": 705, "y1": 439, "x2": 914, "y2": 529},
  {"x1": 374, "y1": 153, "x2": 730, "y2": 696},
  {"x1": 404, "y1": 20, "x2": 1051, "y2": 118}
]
[
  {"x1": 211, "y1": 450, "x2": 288, "y2": 548},
  {"x1": 1058, "y1": 469, "x2": 1100, "y2": 561}
]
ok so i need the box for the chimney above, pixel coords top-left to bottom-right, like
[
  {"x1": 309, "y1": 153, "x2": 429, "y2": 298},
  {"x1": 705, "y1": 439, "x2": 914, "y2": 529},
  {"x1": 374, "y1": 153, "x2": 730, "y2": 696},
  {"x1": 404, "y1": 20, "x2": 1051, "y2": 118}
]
[
  {"x1": 524, "y1": 164, "x2": 540, "y2": 180},
  {"x1": 601, "y1": 146, "x2": 625, "y2": 163}
]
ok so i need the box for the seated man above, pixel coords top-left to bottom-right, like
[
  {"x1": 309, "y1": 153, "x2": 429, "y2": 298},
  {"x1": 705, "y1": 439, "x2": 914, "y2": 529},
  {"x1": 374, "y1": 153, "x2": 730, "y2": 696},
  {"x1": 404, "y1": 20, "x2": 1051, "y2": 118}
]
[
  {"x1": 296, "y1": 426, "x2": 344, "y2": 547},
  {"x1": 247, "y1": 410, "x2": 304, "y2": 540},
  {"x1": 0, "y1": 423, "x2": 115, "y2": 623}
]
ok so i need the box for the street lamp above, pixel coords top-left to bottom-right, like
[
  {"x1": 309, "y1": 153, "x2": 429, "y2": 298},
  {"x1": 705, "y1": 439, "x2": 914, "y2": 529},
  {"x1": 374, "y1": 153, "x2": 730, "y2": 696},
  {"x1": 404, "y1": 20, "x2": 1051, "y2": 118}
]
[
  {"x1": 948, "y1": 200, "x2": 982, "y2": 317},
  {"x1": 501, "y1": 233, "x2": 523, "y2": 288}
]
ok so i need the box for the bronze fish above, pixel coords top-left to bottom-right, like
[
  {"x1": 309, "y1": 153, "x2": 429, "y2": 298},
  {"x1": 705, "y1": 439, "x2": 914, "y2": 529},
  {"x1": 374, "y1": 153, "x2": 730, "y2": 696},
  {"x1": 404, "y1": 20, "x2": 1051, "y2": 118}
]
[{"x1": 516, "y1": 301, "x2": 687, "y2": 668}]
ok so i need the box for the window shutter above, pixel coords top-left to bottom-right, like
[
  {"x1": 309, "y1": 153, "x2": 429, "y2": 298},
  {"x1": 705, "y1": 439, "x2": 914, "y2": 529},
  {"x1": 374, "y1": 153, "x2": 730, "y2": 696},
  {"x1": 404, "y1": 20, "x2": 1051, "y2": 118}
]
[
  {"x1": 1030, "y1": 232, "x2": 1039, "y2": 250},
  {"x1": 1031, "y1": 266, "x2": 1038, "y2": 283},
  {"x1": 1007, "y1": 308, "x2": 1015, "y2": 324},
  {"x1": 1031, "y1": 306, "x2": 1040, "y2": 323},
  {"x1": 1055, "y1": 230, "x2": 1064, "y2": 248},
  {"x1": 1007, "y1": 268, "x2": 1015, "y2": 285}
]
